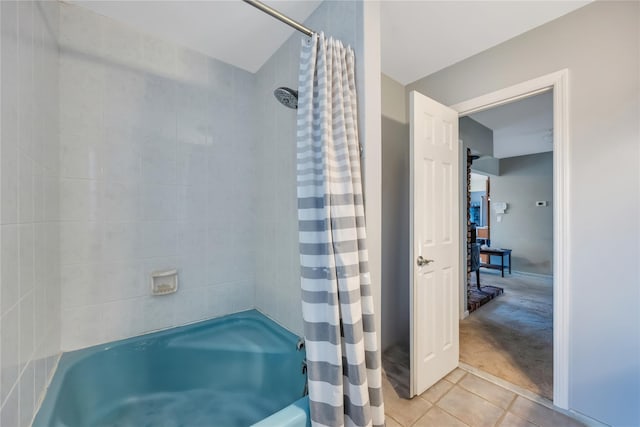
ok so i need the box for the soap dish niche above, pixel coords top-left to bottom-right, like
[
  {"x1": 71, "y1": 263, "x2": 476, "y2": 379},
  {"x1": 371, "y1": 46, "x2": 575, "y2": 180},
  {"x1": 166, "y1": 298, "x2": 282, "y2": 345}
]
[{"x1": 151, "y1": 269, "x2": 178, "y2": 295}]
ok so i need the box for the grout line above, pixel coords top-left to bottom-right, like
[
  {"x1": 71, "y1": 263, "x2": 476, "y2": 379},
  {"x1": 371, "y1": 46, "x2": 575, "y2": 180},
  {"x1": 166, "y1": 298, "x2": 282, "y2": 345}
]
[
  {"x1": 429, "y1": 393, "x2": 473, "y2": 427},
  {"x1": 453, "y1": 370, "x2": 468, "y2": 384},
  {"x1": 384, "y1": 412, "x2": 404, "y2": 426},
  {"x1": 455, "y1": 375, "x2": 511, "y2": 412},
  {"x1": 30, "y1": 352, "x2": 62, "y2": 427},
  {"x1": 446, "y1": 377, "x2": 517, "y2": 427},
  {"x1": 493, "y1": 394, "x2": 521, "y2": 427},
  {"x1": 427, "y1": 378, "x2": 456, "y2": 406},
  {"x1": 415, "y1": 394, "x2": 432, "y2": 407},
  {"x1": 504, "y1": 396, "x2": 546, "y2": 427},
  {"x1": 504, "y1": 393, "x2": 518, "y2": 412},
  {"x1": 408, "y1": 407, "x2": 432, "y2": 427},
  {"x1": 408, "y1": 405, "x2": 437, "y2": 427},
  {"x1": 459, "y1": 362, "x2": 553, "y2": 407},
  {"x1": 493, "y1": 411, "x2": 508, "y2": 427},
  {"x1": 458, "y1": 363, "x2": 605, "y2": 427},
  {"x1": 415, "y1": 377, "x2": 474, "y2": 427}
]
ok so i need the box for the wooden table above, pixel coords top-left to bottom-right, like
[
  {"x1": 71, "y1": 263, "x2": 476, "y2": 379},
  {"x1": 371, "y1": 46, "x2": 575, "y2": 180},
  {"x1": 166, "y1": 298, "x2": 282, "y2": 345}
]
[{"x1": 480, "y1": 248, "x2": 512, "y2": 277}]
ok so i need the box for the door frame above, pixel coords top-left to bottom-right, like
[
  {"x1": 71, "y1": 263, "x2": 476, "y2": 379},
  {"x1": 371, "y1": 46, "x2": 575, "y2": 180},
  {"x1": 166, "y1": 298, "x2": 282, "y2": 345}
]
[{"x1": 450, "y1": 69, "x2": 570, "y2": 409}]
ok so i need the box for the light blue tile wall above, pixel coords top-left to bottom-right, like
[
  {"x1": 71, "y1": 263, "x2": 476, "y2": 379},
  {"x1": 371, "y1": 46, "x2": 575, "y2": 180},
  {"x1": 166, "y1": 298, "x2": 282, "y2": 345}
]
[
  {"x1": 58, "y1": 3, "x2": 256, "y2": 351},
  {"x1": 254, "y1": 31, "x2": 301, "y2": 334},
  {"x1": 0, "y1": 1, "x2": 61, "y2": 425},
  {"x1": 1, "y1": 1, "x2": 373, "y2": 423}
]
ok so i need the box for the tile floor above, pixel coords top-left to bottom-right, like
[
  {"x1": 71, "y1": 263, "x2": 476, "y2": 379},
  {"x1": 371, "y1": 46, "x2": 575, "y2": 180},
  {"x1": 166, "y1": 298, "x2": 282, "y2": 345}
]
[{"x1": 383, "y1": 368, "x2": 586, "y2": 427}]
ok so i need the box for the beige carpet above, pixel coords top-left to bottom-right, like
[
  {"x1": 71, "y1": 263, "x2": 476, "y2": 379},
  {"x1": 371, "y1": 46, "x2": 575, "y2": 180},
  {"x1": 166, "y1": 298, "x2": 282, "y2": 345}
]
[{"x1": 461, "y1": 271, "x2": 553, "y2": 399}]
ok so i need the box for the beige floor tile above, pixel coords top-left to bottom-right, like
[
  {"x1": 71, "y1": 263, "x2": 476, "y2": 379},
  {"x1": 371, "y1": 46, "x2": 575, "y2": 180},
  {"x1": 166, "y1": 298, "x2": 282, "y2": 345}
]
[
  {"x1": 498, "y1": 412, "x2": 537, "y2": 427},
  {"x1": 509, "y1": 396, "x2": 586, "y2": 427},
  {"x1": 384, "y1": 414, "x2": 403, "y2": 427},
  {"x1": 383, "y1": 376, "x2": 432, "y2": 426},
  {"x1": 437, "y1": 386, "x2": 505, "y2": 427},
  {"x1": 414, "y1": 407, "x2": 469, "y2": 427},
  {"x1": 445, "y1": 368, "x2": 467, "y2": 384},
  {"x1": 420, "y1": 379, "x2": 454, "y2": 403},
  {"x1": 380, "y1": 346, "x2": 582, "y2": 427},
  {"x1": 459, "y1": 373, "x2": 516, "y2": 409}
]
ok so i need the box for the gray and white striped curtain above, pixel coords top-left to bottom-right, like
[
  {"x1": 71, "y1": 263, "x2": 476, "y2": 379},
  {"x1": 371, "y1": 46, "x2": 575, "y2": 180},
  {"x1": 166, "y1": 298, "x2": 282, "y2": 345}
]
[{"x1": 296, "y1": 33, "x2": 384, "y2": 427}]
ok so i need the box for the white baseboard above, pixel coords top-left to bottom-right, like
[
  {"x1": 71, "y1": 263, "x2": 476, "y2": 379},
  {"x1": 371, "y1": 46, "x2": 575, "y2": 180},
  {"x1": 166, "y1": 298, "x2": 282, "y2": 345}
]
[
  {"x1": 512, "y1": 270, "x2": 553, "y2": 280},
  {"x1": 479, "y1": 268, "x2": 552, "y2": 280}
]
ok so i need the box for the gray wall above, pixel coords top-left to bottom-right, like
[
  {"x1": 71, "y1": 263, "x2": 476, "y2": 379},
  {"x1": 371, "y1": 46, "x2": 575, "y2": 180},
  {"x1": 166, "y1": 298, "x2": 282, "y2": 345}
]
[
  {"x1": 407, "y1": 2, "x2": 640, "y2": 425},
  {"x1": 460, "y1": 116, "x2": 499, "y2": 175},
  {"x1": 491, "y1": 153, "x2": 553, "y2": 275},
  {"x1": 382, "y1": 73, "x2": 407, "y2": 123},
  {"x1": 471, "y1": 156, "x2": 500, "y2": 176},
  {"x1": 381, "y1": 74, "x2": 409, "y2": 350},
  {"x1": 1, "y1": 1, "x2": 61, "y2": 425},
  {"x1": 460, "y1": 116, "x2": 493, "y2": 156}
]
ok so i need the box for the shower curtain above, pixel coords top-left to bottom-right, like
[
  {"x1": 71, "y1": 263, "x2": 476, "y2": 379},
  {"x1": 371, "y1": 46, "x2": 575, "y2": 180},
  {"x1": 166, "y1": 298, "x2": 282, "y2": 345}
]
[{"x1": 296, "y1": 33, "x2": 384, "y2": 427}]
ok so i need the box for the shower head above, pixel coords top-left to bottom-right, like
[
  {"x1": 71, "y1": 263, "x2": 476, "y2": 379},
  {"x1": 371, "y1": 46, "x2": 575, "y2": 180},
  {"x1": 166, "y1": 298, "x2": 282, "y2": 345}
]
[{"x1": 274, "y1": 87, "x2": 298, "y2": 109}]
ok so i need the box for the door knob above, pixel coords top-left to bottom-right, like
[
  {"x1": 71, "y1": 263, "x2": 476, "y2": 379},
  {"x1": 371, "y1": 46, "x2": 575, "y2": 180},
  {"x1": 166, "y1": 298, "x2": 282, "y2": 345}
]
[{"x1": 417, "y1": 256, "x2": 434, "y2": 267}]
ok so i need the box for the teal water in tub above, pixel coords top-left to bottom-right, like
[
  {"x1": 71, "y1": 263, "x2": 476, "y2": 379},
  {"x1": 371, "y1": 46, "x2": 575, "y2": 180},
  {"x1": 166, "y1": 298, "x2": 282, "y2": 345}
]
[{"x1": 33, "y1": 310, "x2": 309, "y2": 427}]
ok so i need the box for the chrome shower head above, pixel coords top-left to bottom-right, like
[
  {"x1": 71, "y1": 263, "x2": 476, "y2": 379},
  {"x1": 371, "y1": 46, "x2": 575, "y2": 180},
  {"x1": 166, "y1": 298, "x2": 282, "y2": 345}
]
[{"x1": 274, "y1": 87, "x2": 298, "y2": 109}]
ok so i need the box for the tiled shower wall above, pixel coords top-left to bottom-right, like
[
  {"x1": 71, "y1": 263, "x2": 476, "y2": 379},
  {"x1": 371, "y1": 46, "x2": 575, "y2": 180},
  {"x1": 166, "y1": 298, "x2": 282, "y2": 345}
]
[
  {"x1": 58, "y1": 3, "x2": 256, "y2": 351},
  {"x1": 0, "y1": 1, "x2": 371, "y2": 422},
  {"x1": 254, "y1": 32, "x2": 301, "y2": 335},
  {"x1": 0, "y1": 1, "x2": 61, "y2": 425},
  {"x1": 254, "y1": 1, "x2": 362, "y2": 336}
]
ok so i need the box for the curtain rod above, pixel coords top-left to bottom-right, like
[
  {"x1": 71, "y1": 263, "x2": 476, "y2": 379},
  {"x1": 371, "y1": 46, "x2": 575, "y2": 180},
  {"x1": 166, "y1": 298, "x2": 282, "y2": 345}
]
[{"x1": 242, "y1": 0, "x2": 314, "y2": 37}]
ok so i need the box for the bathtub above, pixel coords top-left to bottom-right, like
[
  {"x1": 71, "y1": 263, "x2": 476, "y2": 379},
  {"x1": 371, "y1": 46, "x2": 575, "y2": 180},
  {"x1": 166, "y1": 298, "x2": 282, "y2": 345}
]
[{"x1": 33, "y1": 310, "x2": 310, "y2": 427}]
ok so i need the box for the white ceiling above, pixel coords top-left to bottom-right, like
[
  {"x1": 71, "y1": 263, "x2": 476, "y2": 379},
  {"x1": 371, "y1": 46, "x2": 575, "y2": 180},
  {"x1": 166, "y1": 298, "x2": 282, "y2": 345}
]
[
  {"x1": 470, "y1": 91, "x2": 553, "y2": 159},
  {"x1": 381, "y1": 1, "x2": 590, "y2": 85},
  {"x1": 70, "y1": 0, "x2": 322, "y2": 74},
  {"x1": 70, "y1": 1, "x2": 590, "y2": 83}
]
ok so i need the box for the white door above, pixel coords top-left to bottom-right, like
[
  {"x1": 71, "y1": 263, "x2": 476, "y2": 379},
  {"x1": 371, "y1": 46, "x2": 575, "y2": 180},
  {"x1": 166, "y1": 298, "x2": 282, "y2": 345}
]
[{"x1": 410, "y1": 91, "x2": 460, "y2": 396}]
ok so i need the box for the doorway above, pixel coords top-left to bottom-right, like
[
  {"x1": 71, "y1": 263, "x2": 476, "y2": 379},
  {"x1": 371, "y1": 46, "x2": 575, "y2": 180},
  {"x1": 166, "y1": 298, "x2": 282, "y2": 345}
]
[
  {"x1": 385, "y1": 69, "x2": 569, "y2": 409},
  {"x1": 450, "y1": 69, "x2": 570, "y2": 408},
  {"x1": 459, "y1": 90, "x2": 555, "y2": 399}
]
